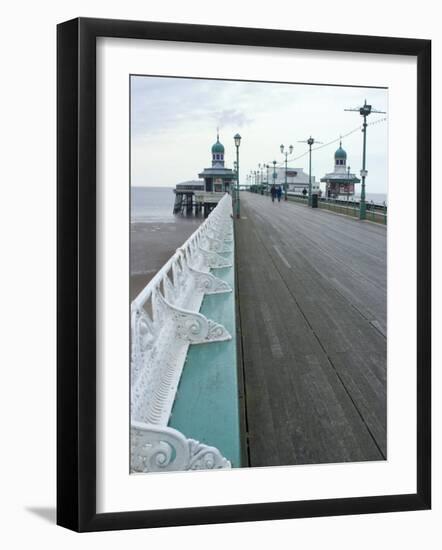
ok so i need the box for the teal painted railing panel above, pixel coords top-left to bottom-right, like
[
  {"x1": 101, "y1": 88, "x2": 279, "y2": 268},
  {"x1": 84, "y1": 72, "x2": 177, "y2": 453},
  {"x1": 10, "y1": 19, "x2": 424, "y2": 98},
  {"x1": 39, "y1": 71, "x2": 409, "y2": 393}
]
[{"x1": 169, "y1": 251, "x2": 241, "y2": 467}]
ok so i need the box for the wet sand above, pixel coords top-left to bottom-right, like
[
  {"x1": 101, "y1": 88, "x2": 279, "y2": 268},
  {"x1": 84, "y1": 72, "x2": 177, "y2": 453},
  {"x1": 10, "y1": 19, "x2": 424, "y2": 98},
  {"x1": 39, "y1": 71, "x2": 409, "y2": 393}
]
[{"x1": 130, "y1": 216, "x2": 203, "y2": 301}]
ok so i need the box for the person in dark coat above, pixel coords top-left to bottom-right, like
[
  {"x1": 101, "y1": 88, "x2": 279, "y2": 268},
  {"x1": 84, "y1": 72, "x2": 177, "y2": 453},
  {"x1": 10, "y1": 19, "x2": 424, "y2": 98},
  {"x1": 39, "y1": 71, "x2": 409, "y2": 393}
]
[
  {"x1": 276, "y1": 185, "x2": 282, "y2": 202},
  {"x1": 270, "y1": 184, "x2": 277, "y2": 203}
]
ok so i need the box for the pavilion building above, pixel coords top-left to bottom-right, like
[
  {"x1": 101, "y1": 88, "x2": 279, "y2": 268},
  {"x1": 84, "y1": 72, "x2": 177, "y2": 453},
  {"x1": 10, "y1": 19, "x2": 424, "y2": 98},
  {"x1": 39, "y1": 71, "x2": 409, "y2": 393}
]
[
  {"x1": 198, "y1": 133, "x2": 235, "y2": 193},
  {"x1": 320, "y1": 142, "x2": 360, "y2": 198},
  {"x1": 268, "y1": 166, "x2": 319, "y2": 195}
]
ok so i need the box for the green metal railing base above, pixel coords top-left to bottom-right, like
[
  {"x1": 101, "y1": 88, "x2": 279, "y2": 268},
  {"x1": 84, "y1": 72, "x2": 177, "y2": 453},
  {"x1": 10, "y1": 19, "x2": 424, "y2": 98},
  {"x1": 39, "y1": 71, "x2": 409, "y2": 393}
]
[
  {"x1": 169, "y1": 248, "x2": 242, "y2": 467},
  {"x1": 284, "y1": 194, "x2": 387, "y2": 225}
]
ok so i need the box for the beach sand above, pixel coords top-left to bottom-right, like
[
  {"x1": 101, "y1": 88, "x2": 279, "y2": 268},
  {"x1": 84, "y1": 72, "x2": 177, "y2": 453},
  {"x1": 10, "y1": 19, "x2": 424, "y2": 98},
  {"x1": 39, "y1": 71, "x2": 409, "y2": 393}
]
[{"x1": 130, "y1": 217, "x2": 203, "y2": 301}]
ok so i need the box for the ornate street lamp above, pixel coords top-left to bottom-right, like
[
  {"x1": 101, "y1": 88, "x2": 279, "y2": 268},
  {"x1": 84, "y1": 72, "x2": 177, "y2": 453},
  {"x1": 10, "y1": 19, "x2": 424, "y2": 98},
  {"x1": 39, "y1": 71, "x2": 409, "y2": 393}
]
[
  {"x1": 272, "y1": 160, "x2": 277, "y2": 189},
  {"x1": 234, "y1": 133, "x2": 241, "y2": 218},
  {"x1": 298, "y1": 136, "x2": 322, "y2": 206},
  {"x1": 345, "y1": 99, "x2": 386, "y2": 220},
  {"x1": 280, "y1": 144, "x2": 293, "y2": 201}
]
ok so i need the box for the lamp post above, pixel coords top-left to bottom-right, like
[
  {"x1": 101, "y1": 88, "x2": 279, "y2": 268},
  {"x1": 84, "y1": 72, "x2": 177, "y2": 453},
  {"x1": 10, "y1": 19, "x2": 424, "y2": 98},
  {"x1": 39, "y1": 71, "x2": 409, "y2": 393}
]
[
  {"x1": 345, "y1": 99, "x2": 386, "y2": 220},
  {"x1": 234, "y1": 160, "x2": 237, "y2": 189},
  {"x1": 347, "y1": 165, "x2": 351, "y2": 204},
  {"x1": 272, "y1": 160, "x2": 277, "y2": 189},
  {"x1": 307, "y1": 138, "x2": 314, "y2": 206},
  {"x1": 266, "y1": 164, "x2": 270, "y2": 194},
  {"x1": 234, "y1": 133, "x2": 241, "y2": 218},
  {"x1": 258, "y1": 163, "x2": 265, "y2": 194},
  {"x1": 360, "y1": 116, "x2": 368, "y2": 220},
  {"x1": 280, "y1": 144, "x2": 293, "y2": 201},
  {"x1": 360, "y1": 168, "x2": 368, "y2": 217},
  {"x1": 298, "y1": 136, "x2": 322, "y2": 207}
]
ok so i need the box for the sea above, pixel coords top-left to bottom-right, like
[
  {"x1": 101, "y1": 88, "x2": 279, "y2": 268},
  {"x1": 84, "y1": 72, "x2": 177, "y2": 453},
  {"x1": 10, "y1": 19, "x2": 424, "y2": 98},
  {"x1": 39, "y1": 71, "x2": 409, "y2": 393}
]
[
  {"x1": 131, "y1": 186, "x2": 177, "y2": 223},
  {"x1": 130, "y1": 187, "x2": 188, "y2": 223},
  {"x1": 130, "y1": 187, "x2": 202, "y2": 299},
  {"x1": 355, "y1": 192, "x2": 387, "y2": 205}
]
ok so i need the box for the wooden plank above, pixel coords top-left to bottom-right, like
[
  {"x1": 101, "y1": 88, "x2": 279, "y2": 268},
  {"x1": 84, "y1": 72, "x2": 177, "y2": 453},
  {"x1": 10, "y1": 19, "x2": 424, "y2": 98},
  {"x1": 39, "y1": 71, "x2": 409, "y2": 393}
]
[{"x1": 236, "y1": 192, "x2": 387, "y2": 466}]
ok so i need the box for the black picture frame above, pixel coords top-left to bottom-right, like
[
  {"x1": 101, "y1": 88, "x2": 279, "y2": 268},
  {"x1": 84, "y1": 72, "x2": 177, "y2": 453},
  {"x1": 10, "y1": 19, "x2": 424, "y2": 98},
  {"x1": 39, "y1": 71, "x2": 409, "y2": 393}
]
[{"x1": 57, "y1": 17, "x2": 431, "y2": 532}]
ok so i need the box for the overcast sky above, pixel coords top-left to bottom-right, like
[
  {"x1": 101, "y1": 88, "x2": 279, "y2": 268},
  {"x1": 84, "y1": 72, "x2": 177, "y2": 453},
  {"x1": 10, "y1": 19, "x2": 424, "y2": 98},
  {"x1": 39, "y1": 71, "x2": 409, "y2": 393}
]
[{"x1": 131, "y1": 76, "x2": 388, "y2": 195}]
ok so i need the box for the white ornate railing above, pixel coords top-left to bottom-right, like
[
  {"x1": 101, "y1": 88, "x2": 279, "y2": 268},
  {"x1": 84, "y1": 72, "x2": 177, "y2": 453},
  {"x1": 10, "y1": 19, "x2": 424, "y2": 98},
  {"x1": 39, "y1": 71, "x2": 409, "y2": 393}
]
[
  {"x1": 131, "y1": 422, "x2": 231, "y2": 473},
  {"x1": 131, "y1": 193, "x2": 234, "y2": 472}
]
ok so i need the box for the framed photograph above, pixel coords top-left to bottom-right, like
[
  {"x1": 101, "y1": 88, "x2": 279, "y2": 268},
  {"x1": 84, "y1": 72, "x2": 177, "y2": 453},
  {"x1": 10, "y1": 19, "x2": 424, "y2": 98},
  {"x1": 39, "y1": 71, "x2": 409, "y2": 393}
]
[{"x1": 57, "y1": 17, "x2": 431, "y2": 532}]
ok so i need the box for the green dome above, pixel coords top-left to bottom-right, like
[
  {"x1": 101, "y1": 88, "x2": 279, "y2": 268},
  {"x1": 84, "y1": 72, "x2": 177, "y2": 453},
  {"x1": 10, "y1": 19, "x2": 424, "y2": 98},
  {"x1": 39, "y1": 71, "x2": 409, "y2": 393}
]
[
  {"x1": 212, "y1": 138, "x2": 225, "y2": 154},
  {"x1": 335, "y1": 144, "x2": 347, "y2": 160}
]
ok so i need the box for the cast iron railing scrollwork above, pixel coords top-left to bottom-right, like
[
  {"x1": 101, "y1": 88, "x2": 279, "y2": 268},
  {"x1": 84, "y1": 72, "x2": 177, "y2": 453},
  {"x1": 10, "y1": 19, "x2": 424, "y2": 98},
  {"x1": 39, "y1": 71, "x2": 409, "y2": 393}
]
[{"x1": 130, "y1": 194, "x2": 234, "y2": 472}]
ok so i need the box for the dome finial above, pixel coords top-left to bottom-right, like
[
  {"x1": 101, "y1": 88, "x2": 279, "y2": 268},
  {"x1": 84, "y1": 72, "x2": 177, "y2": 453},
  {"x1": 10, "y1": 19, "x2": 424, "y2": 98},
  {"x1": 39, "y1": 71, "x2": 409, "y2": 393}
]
[
  {"x1": 334, "y1": 139, "x2": 347, "y2": 161},
  {"x1": 211, "y1": 131, "x2": 225, "y2": 155}
]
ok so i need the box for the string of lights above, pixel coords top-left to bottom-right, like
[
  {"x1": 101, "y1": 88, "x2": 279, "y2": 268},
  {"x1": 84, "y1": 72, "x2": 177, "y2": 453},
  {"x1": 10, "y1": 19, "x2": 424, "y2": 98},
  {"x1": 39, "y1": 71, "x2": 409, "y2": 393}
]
[{"x1": 261, "y1": 117, "x2": 387, "y2": 168}]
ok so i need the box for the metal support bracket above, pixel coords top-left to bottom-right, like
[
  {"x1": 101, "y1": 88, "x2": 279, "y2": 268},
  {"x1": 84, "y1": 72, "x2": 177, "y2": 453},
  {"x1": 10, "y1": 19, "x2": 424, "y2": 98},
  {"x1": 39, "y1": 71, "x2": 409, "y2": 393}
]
[
  {"x1": 131, "y1": 421, "x2": 231, "y2": 472},
  {"x1": 204, "y1": 234, "x2": 233, "y2": 253},
  {"x1": 198, "y1": 246, "x2": 233, "y2": 269},
  {"x1": 155, "y1": 290, "x2": 231, "y2": 343},
  {"x1": 188, "y1": 265, "x2": 232, "y2": 295}
]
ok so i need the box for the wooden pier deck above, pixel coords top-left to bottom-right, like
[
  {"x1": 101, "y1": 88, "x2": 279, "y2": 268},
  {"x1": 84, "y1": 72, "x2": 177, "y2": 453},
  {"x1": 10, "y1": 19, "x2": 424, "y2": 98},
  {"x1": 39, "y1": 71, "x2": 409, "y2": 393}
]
[{"x1": 235, "y1": 192, "x2": 387, "y2": 467}]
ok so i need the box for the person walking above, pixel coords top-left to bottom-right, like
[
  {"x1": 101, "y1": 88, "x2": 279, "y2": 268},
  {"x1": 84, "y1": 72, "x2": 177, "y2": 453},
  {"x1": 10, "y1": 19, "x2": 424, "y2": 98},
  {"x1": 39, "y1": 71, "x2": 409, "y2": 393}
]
[
  {"x1": 276, "y1": 185, "x2": 282, "y2": 203},
  {"x1": 270, "y1": 184, "x2": 277, "y2": 203}
]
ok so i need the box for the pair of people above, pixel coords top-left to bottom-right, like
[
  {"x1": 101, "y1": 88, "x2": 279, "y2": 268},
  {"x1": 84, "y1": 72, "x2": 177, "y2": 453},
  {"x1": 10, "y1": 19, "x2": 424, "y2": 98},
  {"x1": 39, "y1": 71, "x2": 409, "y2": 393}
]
[{"x1": 270, "y1": 184, "x2": 282, "y2": 203}]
